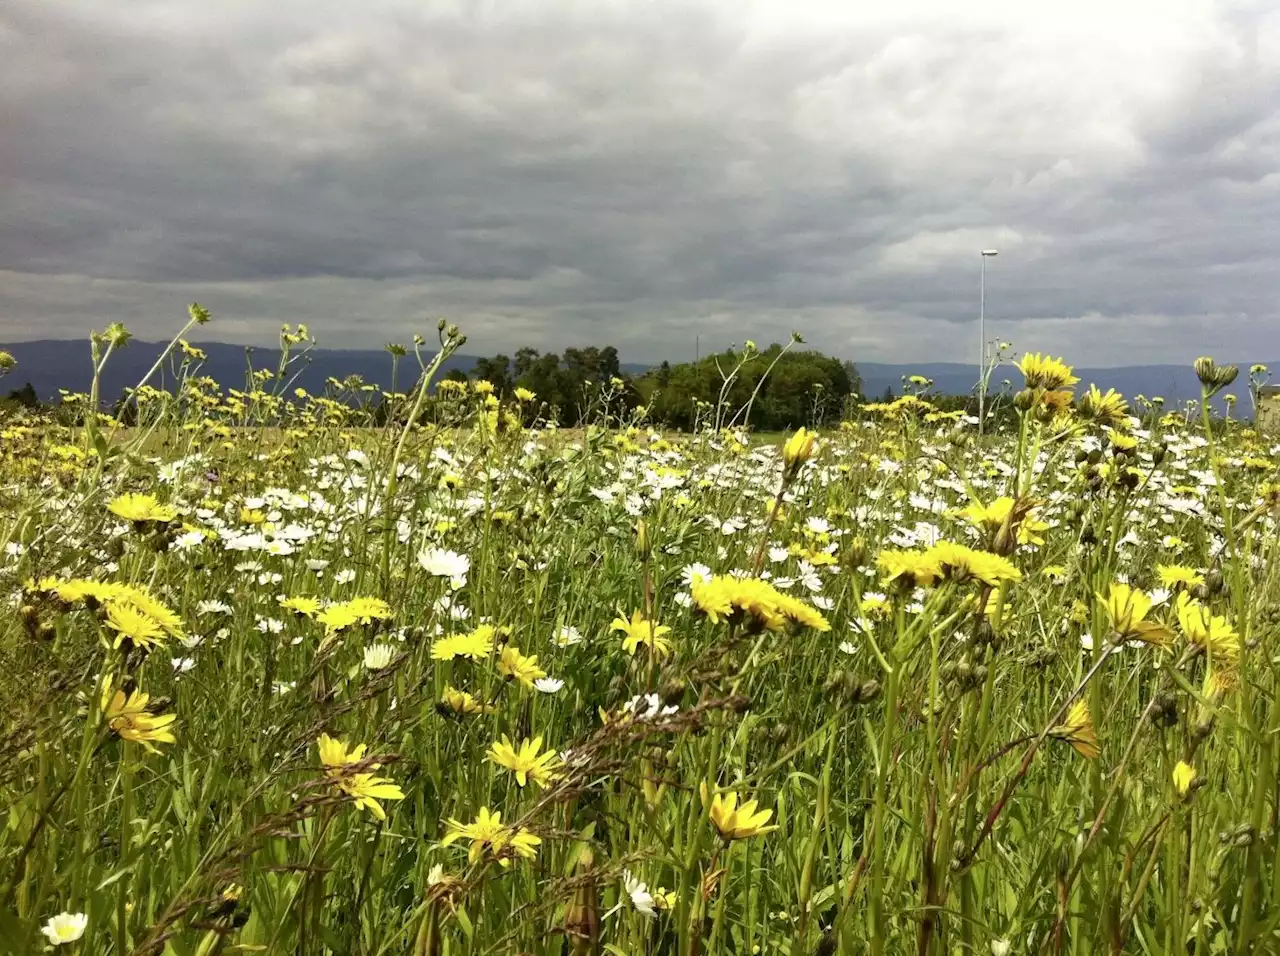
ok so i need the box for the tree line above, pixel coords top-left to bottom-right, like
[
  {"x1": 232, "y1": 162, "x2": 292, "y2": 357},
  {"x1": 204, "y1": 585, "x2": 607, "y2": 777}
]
[{"x1": 449, "y1": 342, "x2": 863, "y2": 431}]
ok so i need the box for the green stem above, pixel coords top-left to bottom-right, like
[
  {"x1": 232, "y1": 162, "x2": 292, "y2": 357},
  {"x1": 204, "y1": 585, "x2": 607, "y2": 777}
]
[
  {"x1": 868, "y1": 648, "x2": 901, "y2": 955},
  {"x1": 117, "y1": 743, "x2": 133, "y2": 956}
]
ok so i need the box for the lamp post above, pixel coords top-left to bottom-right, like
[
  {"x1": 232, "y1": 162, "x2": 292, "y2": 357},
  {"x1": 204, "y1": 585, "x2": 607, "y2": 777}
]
[{"x1": 978, "y1": 249, "x2": 999, "y2": 435}]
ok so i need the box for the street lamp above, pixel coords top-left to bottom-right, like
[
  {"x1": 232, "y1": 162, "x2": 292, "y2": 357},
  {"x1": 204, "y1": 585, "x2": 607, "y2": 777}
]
[{"x1": 978, "y1": 249, "x2": 999, "y2": 435}]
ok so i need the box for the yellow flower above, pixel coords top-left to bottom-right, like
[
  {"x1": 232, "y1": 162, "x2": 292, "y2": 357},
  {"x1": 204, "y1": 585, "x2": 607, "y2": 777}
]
[
  {"x1": 858, "y1": 593, "x2": 890, "y2": 618},
  {"x1": 611, "y1": 610, "x2": 674, "y2": 658},
  {"x1": 956, "y1": 496, "x2": 1049, "y2": 547},
  {"x1": 1038, "y1": 389, "x2": 1075, "y2": 416},
  {"x1": 440, "y1": 685, "x2": 494, "y2": 715},
  {"x1": 498, "y1": 646, "x2": 547, "y2": 687},
  {"x1": 432, "y1": 624, "x2": 496, "y2": 661},
  {"x1": 345, "y1": 596, "x2": 391, "y2": 625},
  {"x1": 441, "y1": 807, "x2": 541, "y2": 868},
  {"x1": 42, "y1": 579, "x2": 185, "y2": 638},
  {"x1": 1098, "y1": 583, "x2": 1173, "y2": 647},
  {"x1": 1106, "y1": 428, "x2": 1138, "y2": 452},
  {"x1": 101, "y1": 681, "x2": 177, "y2": 754},
  {"x1": 514, "y1": 387, "x2": 536, "y2": 402},
  {"x1": 279, "y1": 595, "x2": 321, "y2": 617},
  {"x1": 1016, "y1": 353, "x2": 1079, "y2": 390},
  {"x1": 1173, "y1": 760, "x2": 1197, "y2": 799},
  {"x1": 487, "y1": 735, "x2": 562, "y2": 788},
  {"x1": 316, "y1": 734, "x2": 405, "y2": 821},
  {"x1": 800, "y1": 548, "x2": 838, "y2": 567},
  {"x1": 772, "y1": 590, "x2": 832, "y2": 632},
  {"x1": 1049, "y1": 700, "x2": 1100, "y2": 760},
  {"x1": 690, "y1": 575, "x2": 829, "y2": 632},
  {"x1": 1176, "y1": 594, "x2": 1240, "y2": 664},
  {"x1": 1077, "y1": 385, "x2": 1130, "y2": 427},
  {"x1": 782, "y1": 428, "x2": 817, "y2": 473},
  {"x1": 926, "y1": 542, "x2": 1021, "y2": 587},
  {"x1": 876, "y1": 550, "x2": 942, "y2": 589},
  {"x1": 112, "y1": 584, "x2": 185, "y2": 637},
  {"x1": 706, "y1": 787, "x2": 778, "y2": 841},
  {"x1": 317, "y1": 603, "x2": 361, "y2": 635},
  {"x1": 105, "y1": 602, "x2": 167, "y2": 650},
  {"x1": 1259, "y1": 481, "x2": 1280, "y2": 511},
  {"x1": 316, "y1": 597, "x2": 390, "y2": 635},
  {"x1": 108, "y1": 492, "x2": 178, "y2": 524},
  {"x1": 958, "y1": 496, "x2": 1008, "y2": 529},
  {"x1": 1156, "y1": 565, "x2": 1204, "y2": 592}
]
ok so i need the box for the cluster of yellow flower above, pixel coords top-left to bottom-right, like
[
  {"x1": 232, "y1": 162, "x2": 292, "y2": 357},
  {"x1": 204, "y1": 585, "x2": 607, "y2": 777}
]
[
  {"x1": 877, "y1": 541, "x2": 1022, "y2": 589},
  {"x1": 27, "y1": 576, "x2": 184, "y2": 650},
  {"x1": 690, "y1": 575, "x2": 831, "y2": 633}
]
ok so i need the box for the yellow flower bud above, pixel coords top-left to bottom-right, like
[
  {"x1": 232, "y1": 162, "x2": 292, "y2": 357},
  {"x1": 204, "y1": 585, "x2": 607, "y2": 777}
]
[{"x1": 782, "y1": 427, "x2": 816, "y2": 474}]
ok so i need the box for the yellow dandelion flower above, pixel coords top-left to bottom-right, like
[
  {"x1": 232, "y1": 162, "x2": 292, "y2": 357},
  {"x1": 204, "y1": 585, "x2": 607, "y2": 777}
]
[
  {"x1": 1173, "y1": 761, "x2": 1197, "y2": 799},
  {"x1": 1106, "y1": 428, "x2": 1138, "y2": 452},
  {"x1": 441, "y1": 807, "x2": 541, "y2": 868},
  {"x1": 317, "y1": 603, "x2": 361, "y2": 635},
  {"x1": 926, "y1": 542, "x2": 1021, "y2": 587},
  {"x1": 316, "y1": 734, "x2": 405, "y2": 821},
  {"x1": 1098, "y1": 583, "x2": 1173, "y2": 647},
  {"x1": 101, "y1": 681, "x2": 177, "y2": 754},
  {"x1": 1049, "y1": 700, "x2": 1100, "y2": 760},
  {"x1": 345, "y1": 596, "x2": 391, "y2": 625},
  {"x1": 105, "y1": 602, "x2": 167, "y2": 650},
  {"x1": 1016, "y1": 353, "x2": 1079, "y2": 391},
  {"x1": 497, "y1": 646, "x2": 546, "y2": 687},
  {"x1": 110, "y1": 584, "x2": 184, "y2": 637},
  {"x1": 957, "y1": 496, "x2": 1049, "y2": 547},
  {"x1": 431, "y1": 624, "x2": 496, "y2": 661},
  {"x1": 440, "y1": 685, "x2": 494, "y2": 715},
  {"x1": 1156, "y1": 565, "x2": 1204, "y2": 592},
  {"x1": 690, "y1": 575, "x2": 829, "y2": 632},
  {"x1": 705, "y1": 786, "x2": 778, "y2": 841},
  {"x1": 611, "y1": 610, "x2": 674, "y2": 658},
  {"x1": 876, "y1": 550, "x2": 942, "y2": 589},
  {"x1": 487, "y1": 735, "x2": 562, "y2": 788},
  {"x1": 1077, "y1": 384, "x2": 1130, "y2": 427},
  {"x1": 279, "y1": 595, "x2": 321, "y2": 617},
  {"x1": 108, "y1": 492, "x2": 178, "y2": 524},
  {"x1": 1176, "y1": 594, "x2": 1240, "y2": 665}
]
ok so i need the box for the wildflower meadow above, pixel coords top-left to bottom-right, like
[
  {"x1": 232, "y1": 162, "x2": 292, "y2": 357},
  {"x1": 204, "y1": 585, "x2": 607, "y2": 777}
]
[{"x1": 3, "y1": 314, "x2": 1280, "y2": 955}]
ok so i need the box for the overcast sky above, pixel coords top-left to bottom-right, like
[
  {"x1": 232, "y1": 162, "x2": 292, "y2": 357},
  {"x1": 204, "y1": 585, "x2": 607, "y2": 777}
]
[{"x1": 3, "y1": 0, "x2": 1279, "y2": 366}]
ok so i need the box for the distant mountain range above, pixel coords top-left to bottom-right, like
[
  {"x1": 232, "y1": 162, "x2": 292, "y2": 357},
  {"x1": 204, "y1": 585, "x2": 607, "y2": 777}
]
[
  {"x1": 0, "y1": 339, "x2": 1263, "y2": 409},
  {"x1": 853, "y1": 362, "x2": 1253, "y2": 408},
  {"x1": 0, "y1": 339, "x2": 647, "y2": 404}
]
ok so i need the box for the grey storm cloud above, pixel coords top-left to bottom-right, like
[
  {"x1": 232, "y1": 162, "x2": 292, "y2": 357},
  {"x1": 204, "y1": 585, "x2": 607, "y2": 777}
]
[{"x1": 2, "y1": 0, "x2": 1280, "y2": 364}]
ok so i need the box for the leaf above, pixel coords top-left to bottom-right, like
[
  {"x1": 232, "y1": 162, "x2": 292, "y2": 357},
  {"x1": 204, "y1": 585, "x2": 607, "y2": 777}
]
[
  {"x1": 454, "y1": 907, "x2": 473, "y2": 940},
  {"x1": 96, "y1": 861, "x2": 139, "y2": 890}
]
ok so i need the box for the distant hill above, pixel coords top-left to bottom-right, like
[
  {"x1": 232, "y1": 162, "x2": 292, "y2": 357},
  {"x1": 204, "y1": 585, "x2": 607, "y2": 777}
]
[
  {"x1": 0, "y1": 339, "x2": 1262, "y2": 410},
  {"x1": 853, "y1": 362, "x2": 1257, "y2": 408},
  {"x1": 0, "y1": 340, "x2": 647, "y2": 404}
]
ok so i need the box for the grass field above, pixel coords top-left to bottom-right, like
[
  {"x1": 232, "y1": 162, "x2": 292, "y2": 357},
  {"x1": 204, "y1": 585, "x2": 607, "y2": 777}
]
[{"x1": 2, "y1": 335, "x2": 1278, "y2": 955}]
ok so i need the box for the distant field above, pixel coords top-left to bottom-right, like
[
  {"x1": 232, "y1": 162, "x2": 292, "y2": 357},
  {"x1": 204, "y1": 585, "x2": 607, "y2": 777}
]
[{"x1": 3, "y1": 352, "x2": 1278, "y2": 954}]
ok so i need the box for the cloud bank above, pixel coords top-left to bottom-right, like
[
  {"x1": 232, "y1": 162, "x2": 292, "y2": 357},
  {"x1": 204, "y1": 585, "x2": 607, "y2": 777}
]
[{"x1": 2, "y1": 0, "x2": 1279, "y2": 364}]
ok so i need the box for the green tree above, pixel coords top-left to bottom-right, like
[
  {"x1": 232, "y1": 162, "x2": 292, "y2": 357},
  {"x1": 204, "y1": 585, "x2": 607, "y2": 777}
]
[{"x1": 471, "y1": 355, "x2": 513, "y2": 396}]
